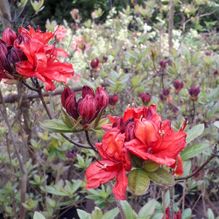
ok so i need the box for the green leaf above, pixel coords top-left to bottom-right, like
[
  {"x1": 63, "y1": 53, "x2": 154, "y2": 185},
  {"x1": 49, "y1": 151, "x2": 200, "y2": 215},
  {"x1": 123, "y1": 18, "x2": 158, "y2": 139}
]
[
  {"x1": 181, "y1": 142, "x2": 210, "y2": 160},
  {"x1": 138, "y1": 199, "x2": 161, "y2": 218},
  {"x1": 147, "y1": 168, "x2": 174, "y2": 186},
  {"x1": 182, "y1": 208, "x2": 192, "y2": 219},
  {"x1": 41, "y1": 119, "x2": 74, "y2": 133},
  {"x1": 186, "y1": 124, "x2": 205, "y2": 144},
  {"x1": 207, "y1": 208, "x2": 215, "y2": 219},
  {"x1": 77, "y1": 209, "x2": 91, "y2": 219},
  {"x1": 143, "y1": 161, "x2": 159, "y2": 172},
  {"x1": 33, "y1": 212, "x2": 46, "y2": 219},
  {"x1": 119, "y1": 201, "x2": 137, "y2": 219},
  {"x1": 91, "y1": 207, "x2": 103, "y2": 219},
  {"x1": 128, "y1": 169, "x2": 150, "y2": 196},
  {"x1": 214, "y1": 121, "x2": 219, "y2": 129},
  {"x1": 31, "y1": 0, "x2": 44, "y2": 13},
  {"x1": 151, "y1": 213, "x2": 164, "y2": 219},
  {"x1": 102, "y1": 208, "x2": 119, "y2": 219}
]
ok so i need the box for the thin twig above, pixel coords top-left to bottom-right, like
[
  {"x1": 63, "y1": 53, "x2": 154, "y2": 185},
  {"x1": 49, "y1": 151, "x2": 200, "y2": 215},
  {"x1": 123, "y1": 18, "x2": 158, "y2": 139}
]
[
  {"x1": 176, "y1": 150, "x2": 218, "y2": 181},
  {"x1": 85, "y1": 130, "x2": 97, "y2": 152}
]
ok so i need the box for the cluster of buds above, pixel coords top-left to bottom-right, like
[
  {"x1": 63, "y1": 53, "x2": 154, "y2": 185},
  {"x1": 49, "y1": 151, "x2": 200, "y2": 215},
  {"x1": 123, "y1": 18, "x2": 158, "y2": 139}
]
[
  {"x1": 61, "y1": 86, "x2": 109, "y2": 125},
  {"x1": 173, "y1": 80, "x2": 184, "y2": 94},
  {"x1": 0, "y1": 28, "x2": 26, "y2": 81},
  {"x1": 188, "y1": 86, "x2": 200, "y2": 101},
  {"x1": 139, "y1": 92, "x2": 151, "y2": 105}
]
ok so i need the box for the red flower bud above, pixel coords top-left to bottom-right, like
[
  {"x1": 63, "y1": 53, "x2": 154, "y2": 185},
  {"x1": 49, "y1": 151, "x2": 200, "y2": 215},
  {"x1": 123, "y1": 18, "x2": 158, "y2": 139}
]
[
  {"x1": 139, "y1": 92, "x2": 151, "y2": 105},
  {"x1": 61, "y1": 87, "x2": 73, "y2": 107},
  {"x1": 0, "y1": 40, "x2": 8, "y2": 65},
  {"x1": 65, "y1": 93, "x2": 79, "y2": 120},
  {"x1": 2, "y1": 28, "x2": 17, "y2": 46},
  {"x1": 78, "y1": 95, "x2": 97, "y2": 123},
  {"x1": 173, "y1": 80, "x2": 184, "y2": 94},
  {"x1": 90, "y1": 58, "x2": 99, "y2": 69},
  {"x1": 82, "y1": 86, "x2": 95, "y2": 98},
  {"x1": 7, "y1": 47, "x2": 25, "y2": 68},
  {"x1": 109, "y1": 94, "x2": 119, "y2": 106},
  {"x1": 188, "y1": 86, "x2": 200, "y2": 101},
  {"x1": 213, "y1": 70, "x2": 218, "y2": 76},
  {"x1": 95, "y1": 87, "x2": 109, "y2": 112}
]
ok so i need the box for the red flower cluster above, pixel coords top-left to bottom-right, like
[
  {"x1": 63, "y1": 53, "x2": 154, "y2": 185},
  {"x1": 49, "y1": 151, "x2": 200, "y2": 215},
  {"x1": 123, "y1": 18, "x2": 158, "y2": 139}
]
[
  {"x1": 0, "y1": 26, "x2": 74, "y2": 90},
  {"x1": 61, "y1": 86, "x2": 109, "y2": 125},
  {"x1": 86, "y1": 105, "x2": 186, "y2": 199},
  {"x1": 15, "y1": 26, "x2": 74, "y2": 91}
]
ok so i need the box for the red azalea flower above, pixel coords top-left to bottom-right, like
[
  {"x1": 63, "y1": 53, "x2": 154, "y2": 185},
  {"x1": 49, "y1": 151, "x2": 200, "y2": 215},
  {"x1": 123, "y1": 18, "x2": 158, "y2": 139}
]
[
  {"x1": 15, "y1": 26, "x2": 74, "y2": 91},
  {"x1": 125, "y1": 105, "x2": 186, "y2": 171},
  {"x1": 85, "y1": 131, "x2": 131, "y2": 200}
]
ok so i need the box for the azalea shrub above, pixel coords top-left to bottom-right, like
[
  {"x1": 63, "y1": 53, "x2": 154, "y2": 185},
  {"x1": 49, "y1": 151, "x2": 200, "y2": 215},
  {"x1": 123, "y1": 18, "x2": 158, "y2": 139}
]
[{"x1": 0, "y1": 3, "x2": 219, "y2": 219}]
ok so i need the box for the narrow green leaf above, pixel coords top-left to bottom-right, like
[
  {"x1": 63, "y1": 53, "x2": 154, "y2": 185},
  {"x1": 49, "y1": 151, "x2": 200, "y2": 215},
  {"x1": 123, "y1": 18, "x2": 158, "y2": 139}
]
[
  {"x1": 128, "y1": 169, "x2": 150, "y2": 196},
  {"x1": 119, "y1": 201, "x2": 137, "y2": 219},
  {"x1": 186, "y1": 124, "x2": 205, "y2": 144},
  {"x1": 207, "y1": 208, "x2": 215, "y2": 219},
  {"x1": 182, "y1": 208, "x2": 192, "y2": 219},
  {"x1": 138, "y1": 199, "x2": 160, "y2": 218},
  {"x1": 77, "y1": 209, "x2": 91, "y2": 219},
  {"x1": 41, "y1": 119, "x2": 74, "y2": 133},
  {"x1": 33, "y1": 212, "x2": 46, "y2": 219},
  {"x1": 102, "y1": 208, "x2": 119, "y2": 219},
  {"x1": 181, "y1": 142, "x2": 210, "y2": 160},
  {"x1": 91, "y1": 207, "x2": 103, "y2": 219},
  {"x1": 147, "y1": 168, "x2": 174, "y2": 186}
]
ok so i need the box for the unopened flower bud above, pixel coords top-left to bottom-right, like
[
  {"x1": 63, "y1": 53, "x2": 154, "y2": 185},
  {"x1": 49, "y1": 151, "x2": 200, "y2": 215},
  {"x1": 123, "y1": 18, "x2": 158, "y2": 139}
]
[
  {"x1": 82, "y1": 86, "x2": 95, "y2": 98},
  {"x1": 78, "y1": 95, "x2": 97, "y2": 123},
  {"x1": 2, "y1": 28, "x2": 17, "y2": 46},
  {"x1": 7, "y1": 47, "x2": 25, "y2": 65},
  {"x1": 90, "y1": 58, "x2": 100, "y2": 69},
  {"x1": 0, "y1": 40, "x2": 8, "y2": 65},
  {"x1": 139, "y1": 92, "x2": 151, "y2": 105},
  {"x1": 188, "y1": 86, "x2": 200, "y2": 101},
  {"x1": 160, "y1": 88, "x2": 170, "y2": 101},
  {"x1": 109, "y1": 94, "x2": 119, "y2": 106},
  {"x1": 65, "y1": 93, "x2": 79, "y2": 120},
  {"x1": 173, "y1": 80, "x2": 184, "y2": 94},
  {"x1": 213, "y1": 70, "x2": 218, "y2": 76},
  {"x1": 61, "y1": 87, "x2": 73, "y2": 107},
  {"x1": 66, "y1": 150, "x2": 75, "y2": 159},
  {"x1": 95, "y1": 87, "x2": 109, "y2": 112}
]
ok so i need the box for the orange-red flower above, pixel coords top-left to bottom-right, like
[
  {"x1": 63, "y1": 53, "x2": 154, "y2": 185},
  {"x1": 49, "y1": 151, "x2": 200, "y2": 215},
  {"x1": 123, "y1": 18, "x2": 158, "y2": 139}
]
[
  {"x1": 85, "y1": 131, "x2": 131, "y2": 200},
  {"x1": 15, "y1": 26, "x2": 74, "y2": 91},
  {"x1": 125, "y1": 105, "x2": 186, "y2": 173}
]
